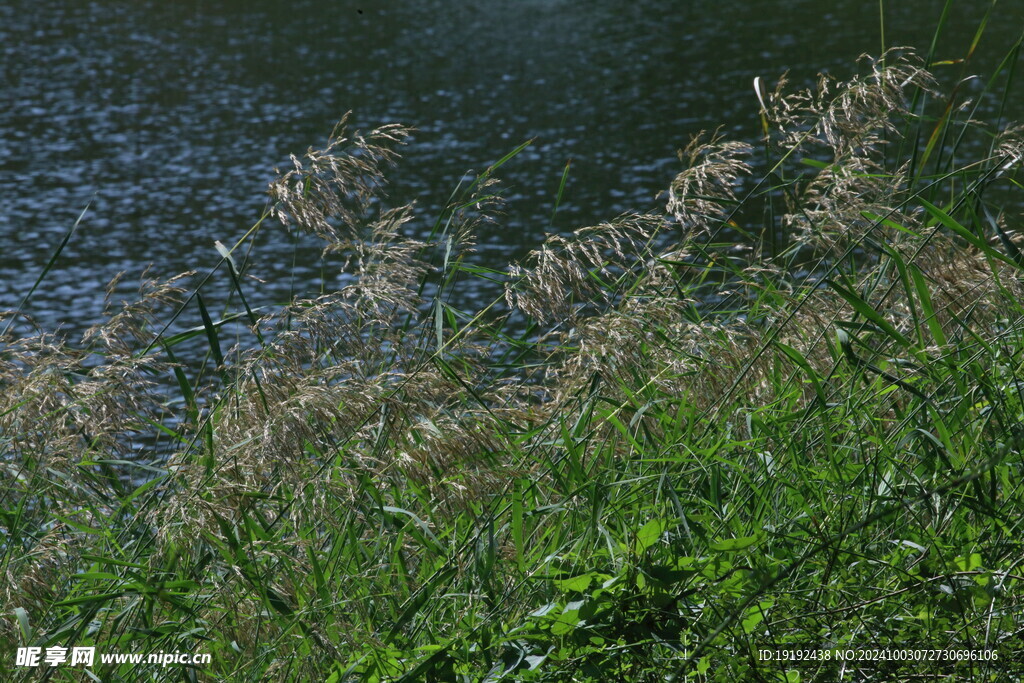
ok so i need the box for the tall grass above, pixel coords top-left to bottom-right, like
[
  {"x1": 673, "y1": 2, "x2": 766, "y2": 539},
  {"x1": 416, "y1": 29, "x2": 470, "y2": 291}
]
[{"x1": 2, "y1": 39, "x2": 1023, "y2": 682}]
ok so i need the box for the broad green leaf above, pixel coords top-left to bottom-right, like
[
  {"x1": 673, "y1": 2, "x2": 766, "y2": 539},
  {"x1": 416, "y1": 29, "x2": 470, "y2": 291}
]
[
  {"x1": 635, "y1": 518, "x2": 667, "y2": 553},
  {"x1": 710, "y1": 534, "x2": 762, "y2": 552},
  {"x1": 554, "y1": 574, "x2": 594, "y2": 592},
  {"x1": 827, "y1": 279, "x2": 911, "y2": 349}
]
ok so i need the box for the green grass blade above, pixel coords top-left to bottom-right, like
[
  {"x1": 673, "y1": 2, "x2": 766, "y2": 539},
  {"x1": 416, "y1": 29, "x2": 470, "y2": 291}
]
[{"x1": 2, "y1": 201, "x2": 89, "y2": 338}]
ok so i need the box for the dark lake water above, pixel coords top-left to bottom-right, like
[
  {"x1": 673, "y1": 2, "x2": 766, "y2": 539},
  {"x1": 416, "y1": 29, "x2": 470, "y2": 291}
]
[{"x1": 2, "y1": 0, "x2": 1021, "y2": 338}]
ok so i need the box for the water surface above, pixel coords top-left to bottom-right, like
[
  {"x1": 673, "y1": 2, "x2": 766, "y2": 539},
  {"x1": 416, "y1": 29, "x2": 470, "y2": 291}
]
[{"x1": 1, "y1": 0, "x2": 1020, "y2": 336}]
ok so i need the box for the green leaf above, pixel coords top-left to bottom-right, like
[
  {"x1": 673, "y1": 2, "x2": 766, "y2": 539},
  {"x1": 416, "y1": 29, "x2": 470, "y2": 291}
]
[
  {"x1": 697, "y1": 656, "x2": 710, "y2": 675},
  {"x1": 383, "y1": 505, "x2": 444, "y2": 554},
  {"x1": 2, "y1": 201, "x2": 89, "y2": 338},
  {"x1": 14, "y1": 607, "x2": 32, "y2": 643},
  {"x1": 195, "y1": 292, "x2": 225, "y2": 370},
  {"x1": 550, "y1": 608, "x2": 582, "y2": 635},
  {"x1": 384, "y1": 567, "x2": 457, "y2": 645},
  {"x1": 920, "y1": 199, "x2": 1021, "y2": 270},
  {"x1": 635, "y1": 518, "x2": 667, "y2": 553},
  {"x1": 775, "y1": 341, "x2": 827, "y2": 404},
  {"x1": 826, "y1": 279, "x2": 912, "y2": 349},
  {"x1": 554, "y1": 574, "x2": 594, "y2": 592},
  {"x1": 742, "y1": 598, "x2": 774, "y2": 634},
  {"x1": 909, "y1": 264, "x2": 947, "y2": 347},
  {"x1": 55, "y1": 592, "x2": 125, "y2": 606},
  {"x1": 710, "y1": 534, "x2": 762, "y2": 552}
]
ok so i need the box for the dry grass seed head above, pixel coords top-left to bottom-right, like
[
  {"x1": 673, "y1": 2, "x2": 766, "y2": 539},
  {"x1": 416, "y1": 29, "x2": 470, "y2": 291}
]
[
  {"x1": 770, "y1": 52, "x2": 937, "y2": 253},
  {"x1": 506, "y1": 213, "x2": 664, "y2": 324},
  {"x1": 667, "y1": 131, "x2": 752, "y2": 235},
  {"x1": 268, "y1": 114, "x2": 412, "y2": 246}
]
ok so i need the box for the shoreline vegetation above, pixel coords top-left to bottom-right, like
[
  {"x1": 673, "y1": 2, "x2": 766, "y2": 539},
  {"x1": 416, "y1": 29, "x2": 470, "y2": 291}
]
[{"x1": 3, "y1": 39, "x2": 1024, "y2": 682}]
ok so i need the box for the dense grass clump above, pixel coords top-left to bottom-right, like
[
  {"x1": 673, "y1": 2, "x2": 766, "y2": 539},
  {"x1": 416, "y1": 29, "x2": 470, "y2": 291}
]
[{"x1": 2, "y1": 44, "x2": 1024, "y2": 681}]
